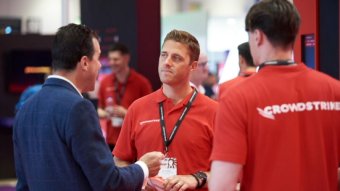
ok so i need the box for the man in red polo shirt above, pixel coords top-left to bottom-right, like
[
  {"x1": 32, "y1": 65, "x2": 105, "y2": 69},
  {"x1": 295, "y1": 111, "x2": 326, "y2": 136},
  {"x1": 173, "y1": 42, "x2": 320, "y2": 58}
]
[
  {"x1": 114, "y1": 30, "x2": 218, "y2": 191},
  {"x1": 218, "y1": 42, "x2": 256, "y2": 97},
  {"x1": 209, "y1": 0, "x2": 340, "y2": 191},
  {"x1": 97, "y1": 43, "x2": 152, "y2": 151}
]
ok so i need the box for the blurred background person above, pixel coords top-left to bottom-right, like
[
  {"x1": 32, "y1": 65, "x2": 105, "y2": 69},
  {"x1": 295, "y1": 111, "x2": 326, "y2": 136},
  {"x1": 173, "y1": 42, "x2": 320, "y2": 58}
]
[
  {"x1": 203, "y1": 72, "x2": 218, "y2": 99},
  {"x1": 190, "y1": 53, "x2": 209, "y2": 94},
  {"x1": 219, "y1": 42, "x2": 256, "y2": 97},
  {"x1": 97, "y1": 42, "x2": 153, "y2": 151},
  {"x1": 15, "y1": 68, "x2": 51, "y2": 112}
]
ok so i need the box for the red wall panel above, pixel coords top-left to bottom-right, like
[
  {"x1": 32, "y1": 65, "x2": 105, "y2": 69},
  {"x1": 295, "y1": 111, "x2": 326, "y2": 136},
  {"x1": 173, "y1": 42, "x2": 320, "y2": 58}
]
[{"x1": 293, "y1": 0, "x2": 319, "y2": 70}]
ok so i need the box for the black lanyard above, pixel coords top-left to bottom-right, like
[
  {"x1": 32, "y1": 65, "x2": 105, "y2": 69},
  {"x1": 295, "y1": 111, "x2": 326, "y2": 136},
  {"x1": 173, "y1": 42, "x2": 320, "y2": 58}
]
[
  {"x1": 113, "y1": 79, "x2": 126, "y2": 105},
  {"x1": 259, "y1": 60, "x2": 295, "y2": 70},
  {"x1": 113, "y1": 72, "x2": 130, "y2": 105},
  {"x1": 159, "y1": 89, "x2": 198, "y2": 153}
]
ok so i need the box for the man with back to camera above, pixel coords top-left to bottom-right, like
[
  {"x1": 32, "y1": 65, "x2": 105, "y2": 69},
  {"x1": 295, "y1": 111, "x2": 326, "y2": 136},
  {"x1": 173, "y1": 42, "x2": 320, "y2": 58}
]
[
  {"x1": 113, "y1": 29, "x2": 218, "y2": 191},
  {"x1": 209, "y1": 0, "x2": 340, "y2": 191},
  {"x1": 218, "y1": 42, "x2": 256, "y2": 97},
  {"x1": 13, "y1": 23, "x2": 164, "y2": 191},
  {"x1": 189, "y1": 53, "x2": 209, "y2": 94},
  {"x1": 97, "y1": 42, "x2": 152, "y2": 151}
]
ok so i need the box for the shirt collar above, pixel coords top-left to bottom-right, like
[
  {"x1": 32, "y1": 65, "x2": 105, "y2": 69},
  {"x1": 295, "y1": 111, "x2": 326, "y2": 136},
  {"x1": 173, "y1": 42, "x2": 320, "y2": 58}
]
[
  {"x1": 155, "y1": 86, "x2": 198, "y2": 107},
  {"x1": 155, "y1": 87, "x2": 168, "y2": 103},
  {"x1": 48, "y1": 75, "x2": 83, "y2": 97}
]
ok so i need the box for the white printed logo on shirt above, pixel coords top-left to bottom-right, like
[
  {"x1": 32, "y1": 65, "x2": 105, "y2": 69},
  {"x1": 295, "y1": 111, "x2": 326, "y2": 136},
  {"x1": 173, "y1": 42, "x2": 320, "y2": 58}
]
[{"x1": 257, "y1": 101, "x2": 340, "y2": 120}]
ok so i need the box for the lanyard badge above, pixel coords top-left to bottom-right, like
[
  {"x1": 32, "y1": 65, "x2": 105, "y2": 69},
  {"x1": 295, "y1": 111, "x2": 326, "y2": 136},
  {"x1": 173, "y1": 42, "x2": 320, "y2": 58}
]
[{"x1": 158, "y1": 157, "x2": 178, "y2": 179}]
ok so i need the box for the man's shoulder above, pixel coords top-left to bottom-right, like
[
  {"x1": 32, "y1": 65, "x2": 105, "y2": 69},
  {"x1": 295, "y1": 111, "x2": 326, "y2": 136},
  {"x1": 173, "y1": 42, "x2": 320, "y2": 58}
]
[
  {"x1": 308, "y1": 67, "x2": 339, "y2": 83},
  {"x1": 220, "y1": 76, "x2": 245, "y2": 88},
  {"x1": 219, "y1": 76, "x2": 246, "y2": 95},
  {"x1": 33, "y1": 85, "x2": 88, "y2": 114}
]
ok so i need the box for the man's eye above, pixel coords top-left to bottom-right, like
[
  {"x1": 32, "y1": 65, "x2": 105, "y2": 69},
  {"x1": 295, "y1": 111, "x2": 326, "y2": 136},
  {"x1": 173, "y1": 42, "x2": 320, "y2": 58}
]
[
  {"x1": 172, "y1": 55, "x2": 182, "y2": 62},
  {"x1": 160, "y1": 53, "x2": 167, "y2": 59}
]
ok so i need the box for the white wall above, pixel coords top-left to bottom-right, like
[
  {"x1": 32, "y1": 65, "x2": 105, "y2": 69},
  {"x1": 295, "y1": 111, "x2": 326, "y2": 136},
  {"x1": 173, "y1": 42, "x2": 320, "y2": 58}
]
[
  {"x1": 161, "y1": 11, "x2": 208, "y2": 52},
  {"x1": 161, "y1": 0, "x2": 179, "y2": 16},
  {"x1": 161, "y1": 0, "x2": 255, "y2": 80},
  {"x1": 162, "y1": 0, "x2": 253, "y2": 17},
  {"x1": 0, "y1": 0, "x2": 80, "y2": 34}
]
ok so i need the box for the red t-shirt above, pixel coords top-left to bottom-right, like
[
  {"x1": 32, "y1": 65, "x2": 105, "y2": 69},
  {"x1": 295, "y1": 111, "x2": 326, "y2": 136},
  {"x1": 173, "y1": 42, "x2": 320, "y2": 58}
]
[
  {"x1": 98, "y1": 69, "x2": 152, "y2": 145},
  {"x1": 211, "y1": 63, "x2": 340, "y2": 191},
  {"x1": 219, "y1": 71, "x2": 256, "y2": 99},
  {"x1": 114, "y1": 88, "x2": 217, "y2": 190}
]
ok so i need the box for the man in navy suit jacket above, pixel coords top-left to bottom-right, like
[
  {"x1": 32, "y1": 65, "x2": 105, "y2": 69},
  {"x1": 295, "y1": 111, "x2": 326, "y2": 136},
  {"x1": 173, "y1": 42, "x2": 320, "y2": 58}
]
[{"x1": 13, "y1": 23, "x2": 164, "y2": 191}]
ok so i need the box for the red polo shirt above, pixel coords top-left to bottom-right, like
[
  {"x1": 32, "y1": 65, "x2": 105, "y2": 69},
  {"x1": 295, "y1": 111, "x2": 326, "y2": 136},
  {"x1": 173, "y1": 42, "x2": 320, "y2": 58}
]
[
  {"x1": 114, "y1": 88, "x2": 217, "y2": 191},
  {"x1": 98, "y1": 69, "x2": 152, "y2": 145}
]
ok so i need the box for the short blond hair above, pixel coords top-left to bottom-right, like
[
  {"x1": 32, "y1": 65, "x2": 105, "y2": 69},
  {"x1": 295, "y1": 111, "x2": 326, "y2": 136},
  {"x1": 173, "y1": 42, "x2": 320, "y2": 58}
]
[{"x1": 163, "y1": 29, "x2": 200, "y2": 63}]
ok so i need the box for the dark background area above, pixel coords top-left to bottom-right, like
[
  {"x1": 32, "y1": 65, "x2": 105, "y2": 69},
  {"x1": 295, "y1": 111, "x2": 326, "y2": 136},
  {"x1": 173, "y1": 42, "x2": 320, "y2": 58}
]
[
  {"x1": 0, "y1": 35, "x2": 54, "y2": 178},
  {"x1": 81, "y1": 0, "x2": 161, "y2": 90},
  {"x1": 319, "y1": 0, "x2": 339, "y2": 79},
  {"x1": 0, "y1": 35, "x2": 54, "y2": 118}
]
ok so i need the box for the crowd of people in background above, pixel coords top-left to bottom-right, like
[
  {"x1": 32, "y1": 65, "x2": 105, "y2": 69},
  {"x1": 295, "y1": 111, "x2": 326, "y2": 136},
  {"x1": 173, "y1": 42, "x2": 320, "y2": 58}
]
[{"x1": 13, "y1": 0, "x2": 339, "y2": 191}]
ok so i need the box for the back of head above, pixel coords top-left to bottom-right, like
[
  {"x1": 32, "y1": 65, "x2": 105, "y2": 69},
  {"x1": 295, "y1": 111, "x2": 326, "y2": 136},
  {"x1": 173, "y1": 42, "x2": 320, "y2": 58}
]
[
  {"x1": 245, "y1": 0, "x2": 301, "y2": 49},
  {"x1": 238, "y1": 42, "x2": 254, "y2": 67},
  {"x1": 51, "y1": 23, "x2": 98, "y2": 71},
  {"x1": 109, "y1": 42, "x2": 130, "y2": 55},
  {"x1": 163, "y1": 29, "x2": 200, "y2": 63}
]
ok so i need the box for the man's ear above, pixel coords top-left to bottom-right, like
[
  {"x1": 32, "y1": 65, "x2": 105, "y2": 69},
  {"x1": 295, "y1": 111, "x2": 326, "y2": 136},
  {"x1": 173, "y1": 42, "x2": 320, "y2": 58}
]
[
  {"x1": 80, "y1": 56, "x2": 89, "y2": 71},
  {"x1": 239, "y1": 55, "x2": 246, "y2": 67},
  {"x1": 191, "y1": 60, "x2": 198, "y2": 70},
  {"x1": 254, "y1": 29, "x2": 264, "y2": 46}
]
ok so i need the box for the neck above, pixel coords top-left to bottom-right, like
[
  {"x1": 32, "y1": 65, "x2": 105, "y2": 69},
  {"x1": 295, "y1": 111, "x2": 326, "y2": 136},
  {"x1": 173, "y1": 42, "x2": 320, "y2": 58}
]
[
  {"x1": 257, "y1": 44, "x2": 294, "y2": 66},
  {"x1": 191, "y1": 80, "x2": 200, "y2": 88},
  {"x1": 162, "y1": 83, "x2": 193, "y2": 105},
  {"x1": 264, "y1": 53, "x2": 293, "y2": 63},
  {"x1": 54, "y1": 70, "x2": 83, "y2": 92},
  {"x1": 116, "y1": 67, "x2": 130, "y2": 83}
]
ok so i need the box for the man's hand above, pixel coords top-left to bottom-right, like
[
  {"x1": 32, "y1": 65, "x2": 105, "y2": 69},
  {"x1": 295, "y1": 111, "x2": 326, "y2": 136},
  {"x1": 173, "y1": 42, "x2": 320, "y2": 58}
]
[
  {"x1": 139, "y1": 152, "x2": 164, "y2": 177},
  {"x1": 163, "y1": 175, "x2": 197, "y2": 191},
  {"x1": 112, "y1": 105, "x2": 127, "y2": 118},
  {"x1": 97, "y1": 108, "x2": 107, "y2": 118},
  {"x1": 147, "y1": 176, "x2": 165, "y2": 191}
]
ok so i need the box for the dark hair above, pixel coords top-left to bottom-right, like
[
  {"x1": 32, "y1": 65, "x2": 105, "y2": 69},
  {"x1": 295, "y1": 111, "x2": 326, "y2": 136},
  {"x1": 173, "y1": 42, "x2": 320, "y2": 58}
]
[
  {"x1": 51, "y1": 23, "x2": 99, "y2": 71},
  {"x1": 245, "y1": 0, "x2": 301, "y2": 48},
  {"x1": 108, "y1": 42, "x2": 130, "y2": 55},
  {"x1": 163, "y1": 29, "x2": 200, "y2": 63},
  {"x1": 238, "y1": 42, "x2": 254, "y2": 67}
]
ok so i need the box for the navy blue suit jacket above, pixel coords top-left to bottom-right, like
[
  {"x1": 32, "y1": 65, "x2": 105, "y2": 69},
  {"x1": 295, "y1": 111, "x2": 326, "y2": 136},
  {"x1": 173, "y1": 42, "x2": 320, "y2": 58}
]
[{"x1": 13, "y1": 78, "x2": 144, "y2": 191}]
